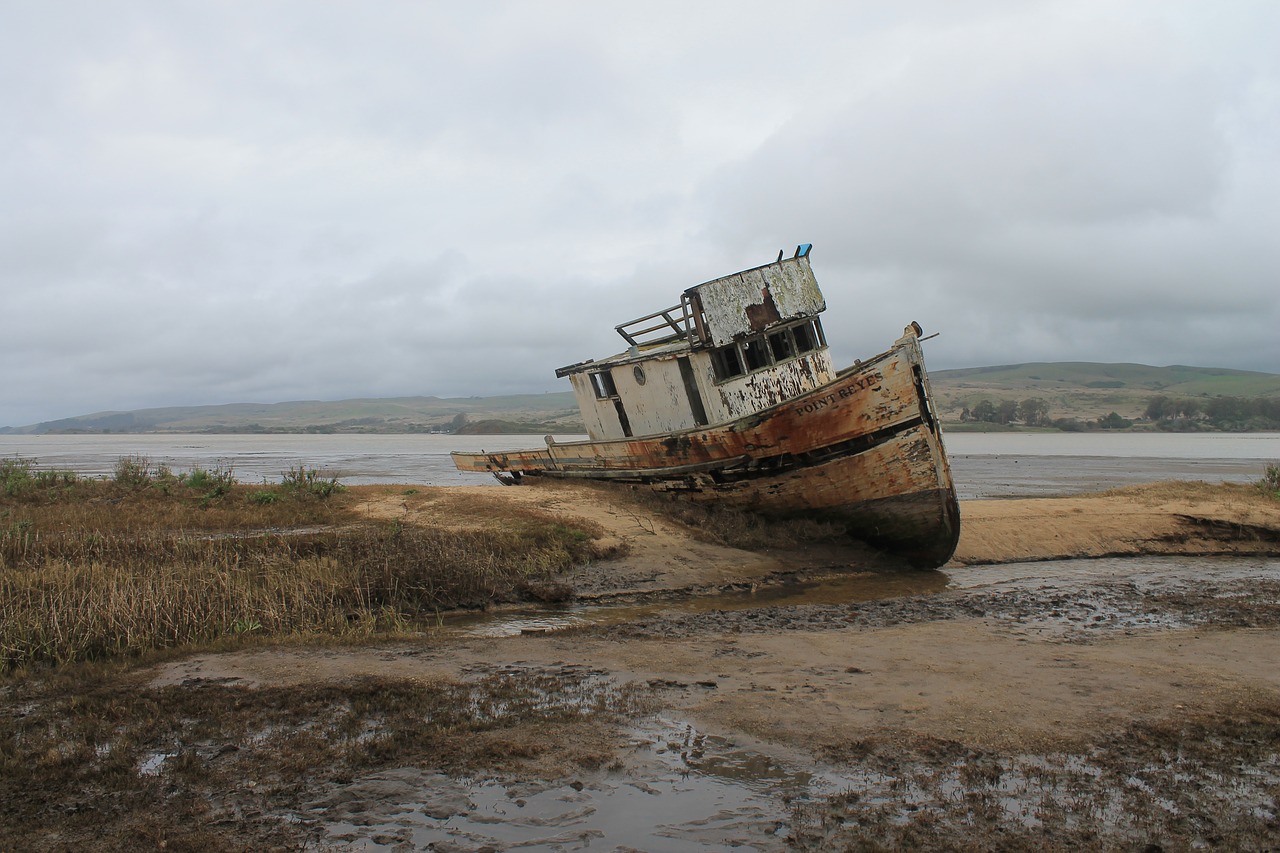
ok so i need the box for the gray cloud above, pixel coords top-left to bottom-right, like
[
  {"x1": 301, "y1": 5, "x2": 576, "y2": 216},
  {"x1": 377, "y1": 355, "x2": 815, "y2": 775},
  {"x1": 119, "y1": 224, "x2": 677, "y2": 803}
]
[{"x1": 2, "y1": 0, "x2": 1278, "y2": 426}]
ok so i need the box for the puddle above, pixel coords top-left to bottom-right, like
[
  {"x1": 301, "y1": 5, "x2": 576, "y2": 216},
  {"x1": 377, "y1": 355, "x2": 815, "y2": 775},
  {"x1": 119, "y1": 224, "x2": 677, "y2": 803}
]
[
  {"x1": 311, "y1": 717, "x2": 815, "y2": 852},
  {"x1": 448, "y1": 569, "x2": 950, "y2": 639},
  {"x1": 308, "y1": 699, "x2": 1280, "y2": 851},
  {"x1": 441, "y1": 557, "x2": 1280, "y2": 644},
  {"x1": 139, "y1": 749, "x2": 177, "y2": 776}
]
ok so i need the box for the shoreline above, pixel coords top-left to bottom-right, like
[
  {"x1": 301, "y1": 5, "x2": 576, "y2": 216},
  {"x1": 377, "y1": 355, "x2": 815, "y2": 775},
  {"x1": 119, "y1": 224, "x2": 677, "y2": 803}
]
[{"x1": 348, "y1": 479, "x2": 1280, "y2": 600}]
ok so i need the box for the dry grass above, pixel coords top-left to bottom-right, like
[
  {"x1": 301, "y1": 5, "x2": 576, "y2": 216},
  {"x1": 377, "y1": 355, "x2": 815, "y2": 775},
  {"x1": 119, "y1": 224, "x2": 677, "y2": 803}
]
[
  {"x1": 0, "y1": 459, "x2": 619, "y2": 671},
  {"x1": 1099, "y1": 479, "x2": 1270, "y2": 505}
]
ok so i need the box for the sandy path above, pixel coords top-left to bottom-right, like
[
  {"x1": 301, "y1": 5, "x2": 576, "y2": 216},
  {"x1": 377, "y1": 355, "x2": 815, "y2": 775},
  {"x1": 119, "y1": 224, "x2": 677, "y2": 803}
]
[{"x1": 951, "y1": 482, "x2": 1280, "y2": 565}]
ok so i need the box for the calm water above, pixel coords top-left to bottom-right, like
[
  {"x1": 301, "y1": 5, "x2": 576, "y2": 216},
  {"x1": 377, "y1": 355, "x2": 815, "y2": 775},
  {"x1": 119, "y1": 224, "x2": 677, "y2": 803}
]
[
  {"x1": 2, "y1": 431, "x2": 1278, "y2": 499},
  {"x1": 945, "y1": 431, "x2": 1280, "y2": 498},
  {"x1": 0, "y1": 433, "x2": 583, "y2": 488}
]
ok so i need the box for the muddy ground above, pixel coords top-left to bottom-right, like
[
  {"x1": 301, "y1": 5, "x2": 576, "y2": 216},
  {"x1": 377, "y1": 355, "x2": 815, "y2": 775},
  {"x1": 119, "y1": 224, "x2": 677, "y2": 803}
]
[{"x1": 9, "y1": 480, "x2": 1280, "y2": 851}]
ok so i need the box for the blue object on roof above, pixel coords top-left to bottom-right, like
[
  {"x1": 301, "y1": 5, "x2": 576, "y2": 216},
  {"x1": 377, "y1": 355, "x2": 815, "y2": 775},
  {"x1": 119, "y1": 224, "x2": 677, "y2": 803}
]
[{"x1": 794, "y1": 243, "x2": 812, "y2": 258}]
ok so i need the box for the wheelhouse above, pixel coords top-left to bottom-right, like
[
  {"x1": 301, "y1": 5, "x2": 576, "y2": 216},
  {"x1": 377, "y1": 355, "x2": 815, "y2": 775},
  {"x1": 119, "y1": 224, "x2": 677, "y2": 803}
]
[{"x1": 556, "y1": 244, "x2": 836, "y2": 441}]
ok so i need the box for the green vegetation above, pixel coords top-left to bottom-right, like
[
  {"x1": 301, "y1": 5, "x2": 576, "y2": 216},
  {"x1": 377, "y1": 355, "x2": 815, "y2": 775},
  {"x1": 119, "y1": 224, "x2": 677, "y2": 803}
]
[
  {"x1": 279, "y1": 464, "x2": 345, "y2": 498},
  {"x1": 1259, "y1": 464, "x2": 1280, "y2": 499},
  {"x1": 0, "y1": 457, "x2": 616, "y2": 671},
  {"x1": 958, "y1": 397, "x2": 1134, "y2": 431},
  {"x1": 453, "y1": 418, "x2": 568, "y2": 435},
  {"x1": 961, "y1": 397, "x2": 1051, "y2": 426},
  {"x1": 934, "y1": 362, "x2": 1280, "y2": 397},
  {"x1": 934, "y1": 362, "x2": 1280, "y2": 430},
  {"x1": 1147, "y1": 395, "x2": 1280, "y2": 431}
]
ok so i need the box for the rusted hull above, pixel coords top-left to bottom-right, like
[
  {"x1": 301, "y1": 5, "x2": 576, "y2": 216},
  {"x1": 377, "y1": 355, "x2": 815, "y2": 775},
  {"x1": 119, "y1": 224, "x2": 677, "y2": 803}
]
[
  {"x1": 675, "y1": 422, "x2": 960, "y2": 567},
  {"x1": 452, "y1": 332, "x2": 960, "y2": 567}
]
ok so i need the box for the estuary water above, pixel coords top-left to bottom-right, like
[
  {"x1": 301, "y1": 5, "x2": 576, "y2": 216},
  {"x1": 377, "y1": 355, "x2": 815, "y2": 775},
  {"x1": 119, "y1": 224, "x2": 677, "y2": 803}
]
[{"x1": 2, "y1": 431, "x2": 1278, "y2": 499}]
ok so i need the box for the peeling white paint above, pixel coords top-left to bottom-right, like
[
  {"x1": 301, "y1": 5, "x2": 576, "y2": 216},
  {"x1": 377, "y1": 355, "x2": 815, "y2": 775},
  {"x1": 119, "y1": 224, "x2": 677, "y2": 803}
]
[{"x1": 690, "y1": 255, "x2": 825, "y2": 347}]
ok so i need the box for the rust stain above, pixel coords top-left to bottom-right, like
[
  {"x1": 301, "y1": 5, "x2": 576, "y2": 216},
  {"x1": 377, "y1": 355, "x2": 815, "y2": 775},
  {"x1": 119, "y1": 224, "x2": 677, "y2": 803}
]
[{"x1": 744, "y1": 286, "x2": 782, "y2": 331}]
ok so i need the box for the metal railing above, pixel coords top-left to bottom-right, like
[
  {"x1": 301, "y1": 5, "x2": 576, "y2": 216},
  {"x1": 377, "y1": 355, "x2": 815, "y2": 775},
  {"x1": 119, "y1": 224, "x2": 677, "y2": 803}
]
[{"x1": 615, "y1": 300, "x2": 692, "y2": 347}]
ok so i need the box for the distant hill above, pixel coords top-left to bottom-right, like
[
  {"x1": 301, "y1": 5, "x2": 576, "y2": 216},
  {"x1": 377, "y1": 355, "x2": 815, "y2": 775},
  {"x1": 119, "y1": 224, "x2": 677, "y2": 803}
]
[
  {"x1": 2, "y1": 393, "x2": 582, "y2": 435},
  {"x1": 929, "y1": 362, "x2": 1280, "y2": 423},
  {"x1": 5, "y1": 363, "x2": 1279, "y2": 435}
]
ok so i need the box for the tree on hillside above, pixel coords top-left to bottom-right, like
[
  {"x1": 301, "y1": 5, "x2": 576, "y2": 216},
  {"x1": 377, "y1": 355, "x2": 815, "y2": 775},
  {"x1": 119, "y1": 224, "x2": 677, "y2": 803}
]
[
  {"x1": 996, "y1": 400, "x2": 1019, "y2": 425},
  {"x1": 1145, "y1": 395, "x2": 1171, "y2": 420},
  {"x1": 971, "y1": 399, "x2": 996, "y2": 423},
  {"x1": 1097, "y1": 411, "x2": 1132, "y2": 430},
  {"x1": 1207, "y1": 396, "x2": 1249, "y2": 423},
  {"x1": 1147, "y1": 396, "x2": 1208, "y2": 423},
  {"x1": 1018, "y1": 398, "x2": 1050, "y2": 426}
]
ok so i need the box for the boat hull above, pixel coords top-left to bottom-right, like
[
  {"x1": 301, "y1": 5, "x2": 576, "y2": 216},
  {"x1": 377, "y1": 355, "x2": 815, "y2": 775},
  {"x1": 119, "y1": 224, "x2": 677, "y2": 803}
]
[{"x1": 452, "y1": 331, "x2": 960, "y2": 567}]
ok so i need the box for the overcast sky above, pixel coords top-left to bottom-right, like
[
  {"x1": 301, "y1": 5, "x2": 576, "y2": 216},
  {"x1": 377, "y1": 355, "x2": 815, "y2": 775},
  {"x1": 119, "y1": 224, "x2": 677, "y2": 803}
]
[{"x1": 3, "y1": 1, "x2": 1278, "y2": 427}]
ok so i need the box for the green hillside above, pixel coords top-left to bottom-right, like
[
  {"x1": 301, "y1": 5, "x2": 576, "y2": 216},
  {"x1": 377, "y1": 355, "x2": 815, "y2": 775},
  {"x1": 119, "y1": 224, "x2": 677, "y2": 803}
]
[
  {"x1": 935, "y1": 362, "x2": 1280, "y2": 396},
  {"x1": 929, "y1": 363, "x2": 1280, "y2": 424}
]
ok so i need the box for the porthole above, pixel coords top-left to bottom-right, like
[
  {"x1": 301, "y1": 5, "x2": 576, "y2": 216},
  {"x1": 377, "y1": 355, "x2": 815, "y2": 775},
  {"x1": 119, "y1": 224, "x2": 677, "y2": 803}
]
[{"x1": 633, "y1": 366, "x2": 647, "y2": 385}]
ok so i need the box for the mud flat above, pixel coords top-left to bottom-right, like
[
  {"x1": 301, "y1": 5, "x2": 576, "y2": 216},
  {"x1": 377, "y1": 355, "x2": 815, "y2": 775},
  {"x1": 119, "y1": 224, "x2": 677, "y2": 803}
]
[{"x1": 7, "y1": 480, "x2": 1280, "y2": 851}]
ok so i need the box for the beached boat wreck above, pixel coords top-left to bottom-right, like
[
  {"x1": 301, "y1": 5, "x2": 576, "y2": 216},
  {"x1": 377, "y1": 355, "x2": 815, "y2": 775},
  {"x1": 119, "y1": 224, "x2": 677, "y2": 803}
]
[{"x1": 451, "y1": 245, "x2": 960, "y2": 568}]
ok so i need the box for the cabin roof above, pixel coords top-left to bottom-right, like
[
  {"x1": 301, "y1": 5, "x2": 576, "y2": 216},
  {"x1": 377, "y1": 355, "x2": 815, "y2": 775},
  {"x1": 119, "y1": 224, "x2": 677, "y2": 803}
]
[
  {"x1": 555, "y1": 337, "x2": 690, "y2": 378},
  {"x1": 555, "y1": 243, "x2": 823, "y2": 379}
]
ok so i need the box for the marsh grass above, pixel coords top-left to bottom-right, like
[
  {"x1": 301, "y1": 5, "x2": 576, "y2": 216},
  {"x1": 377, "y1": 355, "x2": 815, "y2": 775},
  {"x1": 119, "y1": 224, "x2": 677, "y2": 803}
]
[
  {"x1": 1101, "y1": 478, "x2": 1278, "y2": 506},
  {"x1": 280, "y1": 464, "x2": 345, "y2": 498},
  {"x1": 0, "y1": 457, "x2": 616, "y2": 670}
]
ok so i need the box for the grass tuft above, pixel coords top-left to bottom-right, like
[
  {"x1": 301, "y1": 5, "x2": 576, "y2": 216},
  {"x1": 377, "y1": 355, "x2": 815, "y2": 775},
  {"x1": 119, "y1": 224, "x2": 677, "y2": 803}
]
[
  {"x1": 1258, "y1": 462, "x2": 1280, "y2": 499},
  {"x1": 280, "y1": 465, "x2": 345, "y2": 499}
]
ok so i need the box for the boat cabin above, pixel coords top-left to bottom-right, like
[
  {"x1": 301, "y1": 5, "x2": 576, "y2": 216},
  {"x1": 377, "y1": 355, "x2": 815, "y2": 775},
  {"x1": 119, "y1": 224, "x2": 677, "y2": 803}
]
[{"x1": 555, "y1": 244, "x2": 835, "y2": 441}]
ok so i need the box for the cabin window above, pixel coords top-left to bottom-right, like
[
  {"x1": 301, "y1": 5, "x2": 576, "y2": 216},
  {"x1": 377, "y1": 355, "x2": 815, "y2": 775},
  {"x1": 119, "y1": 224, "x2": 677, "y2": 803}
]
[
  {"x1": 590, "y1": 370, "x2": 617, "y2": 399},
  {"x1": 708, "y1": 318, "x2": 827, "y2": 384},
  {"x1": 743, "y1": 338, "x2": 770, "y2": 372},
  {"x1": 792, "y1": 319, "x2": 825, "y2": 353},
  {"x1": 768, "y1": 329, "x2": 795, "y2": 362},
  {"x1": 711, "y1": 346, "x2": 745, "y2": 381}
]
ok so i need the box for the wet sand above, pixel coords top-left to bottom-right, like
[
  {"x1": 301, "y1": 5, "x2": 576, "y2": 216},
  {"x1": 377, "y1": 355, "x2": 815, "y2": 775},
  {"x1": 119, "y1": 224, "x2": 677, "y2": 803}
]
[{"x1": 140, "y1": 480, "x2": 1280, "y2": 851}]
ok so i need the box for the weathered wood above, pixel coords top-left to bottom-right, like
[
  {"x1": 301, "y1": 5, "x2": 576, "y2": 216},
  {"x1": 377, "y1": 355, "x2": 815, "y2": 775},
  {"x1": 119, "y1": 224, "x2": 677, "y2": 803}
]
[
  {"x1": 453, "y1": 247, "x2": 960, "y2": 568},
  {"x1": 452, "y1": 329, "x2": 960, "y2": 567}
]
